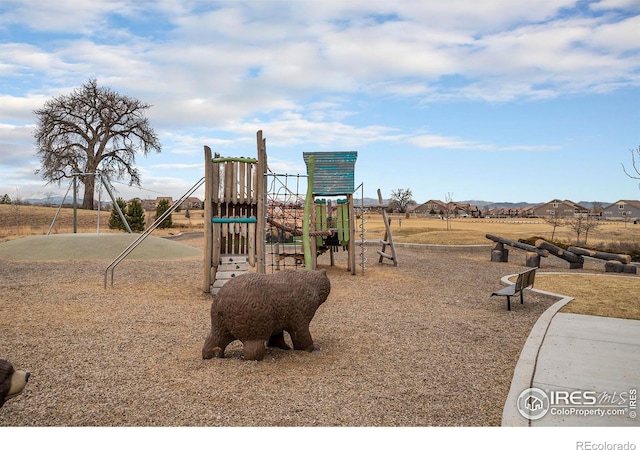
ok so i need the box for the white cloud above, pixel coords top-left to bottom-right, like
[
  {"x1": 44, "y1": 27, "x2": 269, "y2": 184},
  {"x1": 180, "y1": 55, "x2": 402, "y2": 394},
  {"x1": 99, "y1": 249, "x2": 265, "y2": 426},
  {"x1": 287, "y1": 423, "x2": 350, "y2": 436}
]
[
  {"x1": 590, "y1": 0, "x2": 640, "y2": 11},
  {"x1": 0, "y1": 0, "x2": 135, "y2": 34},
  {"x1": 408, "y1": 132, "x2": 559, "y2": 151}
]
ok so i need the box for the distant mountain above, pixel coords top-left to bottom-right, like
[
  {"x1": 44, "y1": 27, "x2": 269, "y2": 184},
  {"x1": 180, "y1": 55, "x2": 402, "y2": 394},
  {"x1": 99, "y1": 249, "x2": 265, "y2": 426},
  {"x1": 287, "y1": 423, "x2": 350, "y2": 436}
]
[
  {"x1": 21, "y1": 196, "x2": 69, "y2": 205},
  {"x1": 360, "y1": 197, "x2": 387, "y2": 206}
]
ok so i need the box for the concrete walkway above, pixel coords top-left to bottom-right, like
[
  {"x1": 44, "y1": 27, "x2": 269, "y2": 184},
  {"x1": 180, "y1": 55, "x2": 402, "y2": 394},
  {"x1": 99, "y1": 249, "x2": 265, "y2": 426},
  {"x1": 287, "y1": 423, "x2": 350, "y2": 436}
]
[{"x1": 502, "y1": 280, "x2": 640, "y2": 427}]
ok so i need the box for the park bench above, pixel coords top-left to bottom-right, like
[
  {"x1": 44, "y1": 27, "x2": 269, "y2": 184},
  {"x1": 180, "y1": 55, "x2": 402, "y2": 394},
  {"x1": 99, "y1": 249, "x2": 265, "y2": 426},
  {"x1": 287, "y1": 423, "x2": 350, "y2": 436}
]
[{"x1": 491, "y1": 267, "x2": 537, "y2": 311}]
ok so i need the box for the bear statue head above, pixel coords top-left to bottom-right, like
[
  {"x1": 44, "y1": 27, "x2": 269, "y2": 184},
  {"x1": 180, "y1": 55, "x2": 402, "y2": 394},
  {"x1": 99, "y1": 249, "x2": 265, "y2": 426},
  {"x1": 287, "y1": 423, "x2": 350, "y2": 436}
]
[{"x1": 0, "y1": 359, "x2": 30, "y2": 408}]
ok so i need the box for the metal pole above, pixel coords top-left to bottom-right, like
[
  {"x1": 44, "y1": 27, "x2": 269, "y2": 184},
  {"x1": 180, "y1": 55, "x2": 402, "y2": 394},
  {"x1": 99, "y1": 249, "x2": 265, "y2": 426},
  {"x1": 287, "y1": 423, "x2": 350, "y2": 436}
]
[
  {"x1": 47, "y1": 180, "x2": 73, "y2": 235},
  {"x1": 97, "y1": 174, "x2": 101, "y2": 234},
  {"x1": 73, "y1": 175, "x2": 77, "y2": 233}
]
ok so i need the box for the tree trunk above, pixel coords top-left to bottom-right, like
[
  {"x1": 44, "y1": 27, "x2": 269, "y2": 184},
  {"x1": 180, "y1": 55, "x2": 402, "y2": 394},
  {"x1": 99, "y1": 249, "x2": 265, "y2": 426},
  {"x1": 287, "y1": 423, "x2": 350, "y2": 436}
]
[
  {"x1": 568, "y1": 246, "x2": 632, "y2": 264},
  {"x1": 535, "y1": 239, "x2": 584, "y2": 269},
  {"x1": 485, "y1": 234, "x2": 548, "y2": 256},
  {"x1": 82, "y1": 174, "x2": 96, "y2": 209}
]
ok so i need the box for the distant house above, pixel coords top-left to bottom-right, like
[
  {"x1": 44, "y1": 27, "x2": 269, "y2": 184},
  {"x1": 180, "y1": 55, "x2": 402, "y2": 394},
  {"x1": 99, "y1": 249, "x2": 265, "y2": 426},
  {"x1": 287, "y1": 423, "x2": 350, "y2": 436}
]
[
  {"x1": 531, "y1": 199, "x2": 588, "y2": 218},
  {"x1": 410, "y1": 200, "x2": 480, "y2": 218},
  {"x1": 141, "y1": 199, "x2": 158, "y2": 211},
  {"x1": 136, "y1": 196, "x2": 203, "y2": 212},
  {"x1": 179, "y1": 196, "x2": 203, "y2": 210},
  {"x1": 411, "y1": 200, "x2": 448, "y2": 216},
  {"x1": 602, "y1": 200, "x2": 640, "y2": 221},
  {"x1": 520, "y1": 205, "x2": 537, "y2": 218},
  {"x1": 487, "y1": 206, "x2": 526, "y2": 218},
  {"x1": 137, "y1": 197, "x2": 172, "y2": 211},
  {"x1": 450, "y1": 202, "x2": 480, "y2": 218}
]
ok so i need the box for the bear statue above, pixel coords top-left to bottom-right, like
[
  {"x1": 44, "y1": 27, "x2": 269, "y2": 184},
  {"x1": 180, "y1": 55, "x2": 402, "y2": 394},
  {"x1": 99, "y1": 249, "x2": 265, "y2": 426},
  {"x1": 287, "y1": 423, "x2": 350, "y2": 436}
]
[
  {"x1": 0, "y1": 359, "x2": 30, "y2": 408},
  {"x1": 202, "y1": 269, "x2": 331, "y2": 361}
]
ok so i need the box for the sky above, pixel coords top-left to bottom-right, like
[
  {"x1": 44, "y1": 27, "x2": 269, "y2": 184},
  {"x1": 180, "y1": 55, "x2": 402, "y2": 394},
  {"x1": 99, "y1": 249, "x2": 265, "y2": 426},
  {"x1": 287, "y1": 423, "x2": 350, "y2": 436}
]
[{"x1": 0, "y1": 0, "x2": 639, "y2": 206}]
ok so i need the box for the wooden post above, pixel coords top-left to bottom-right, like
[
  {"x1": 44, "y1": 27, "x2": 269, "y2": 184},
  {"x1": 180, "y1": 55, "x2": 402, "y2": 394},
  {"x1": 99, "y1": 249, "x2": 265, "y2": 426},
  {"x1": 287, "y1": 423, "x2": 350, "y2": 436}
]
[
  {"x1": 224, "y1": 161, "x2": 233, "y2": 204},
  {"x1": 231, "y1": 161, "x2": 238, "y2": 205},
  {"x1": 256, "y1": 131, "x2": 267, "y2": 273},
  {"x1": 303, "y1": 155, "x2": 315, "y2": 270},
  {"x1": 239, "y1": 161, "x2": 246, "y2": 204},
  {"x1": 248, "y1": 222, "x2": 255, "y2": 267},
  {"x1": 348, "y1": 193, "x2": 356, "y2": 275},
  {"x1": 203, "y1": 145, "x2": 213, "y2": 293},
  {"x1": 491, "y1": 242, "x2": 509, "y2": 262},
  {"x1": 525, "y1": 251, "x2": 540, "y2": 268}
]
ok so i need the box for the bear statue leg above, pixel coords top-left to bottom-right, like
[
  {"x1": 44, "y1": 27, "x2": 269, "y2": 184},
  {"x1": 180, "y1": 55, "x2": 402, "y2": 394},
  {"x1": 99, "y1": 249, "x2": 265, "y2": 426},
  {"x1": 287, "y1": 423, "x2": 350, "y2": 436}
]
[
  {"x1": 267, "y1": 331, "x2": 291, "y2": 350},
  {"x1": 202, "y1": 330, "x2": 235, "y2": 359},
  {"x1": 289, "y1": 327, "x2": 315, "y2": 352},
  {"x1": 243, "y1": 340, "x2": 267, "y2": 361}
]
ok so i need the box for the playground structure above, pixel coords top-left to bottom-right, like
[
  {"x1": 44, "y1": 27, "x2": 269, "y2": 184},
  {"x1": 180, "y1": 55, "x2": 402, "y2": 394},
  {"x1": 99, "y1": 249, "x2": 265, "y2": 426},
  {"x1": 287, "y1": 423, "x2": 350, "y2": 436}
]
[{"x1": 203, "y1": 131, "x2": 371, "y2": 294}]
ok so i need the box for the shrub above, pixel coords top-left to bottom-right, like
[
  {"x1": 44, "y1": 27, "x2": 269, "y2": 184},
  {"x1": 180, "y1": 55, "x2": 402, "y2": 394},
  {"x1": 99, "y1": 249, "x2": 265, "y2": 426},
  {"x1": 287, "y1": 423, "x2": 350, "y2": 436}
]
[
  {"x1": 155, "y1": 199, "x2": 173, "y2": 229},
  {"x1": 126, "y1": 199, "x2": 145, "y2": 232},
  {"x1": 109, "y1": 198, "x2": 128, "y2": 231}
]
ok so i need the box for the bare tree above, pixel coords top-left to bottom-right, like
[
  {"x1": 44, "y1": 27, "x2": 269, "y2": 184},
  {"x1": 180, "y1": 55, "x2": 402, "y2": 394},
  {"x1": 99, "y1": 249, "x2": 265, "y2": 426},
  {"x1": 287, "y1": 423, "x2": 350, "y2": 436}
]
[
  {"x1": 543, "y1": 211, "x2": 564, "y2": 241},
  {"x1": 622, "y1": 145, "x2": 640, "y2": 185},
  {"x1": 34, "y1": 79, "x2": 161, "y2": 209},
  {"x1": 389, "y1": 188, "x2": 415, "y2": 214},
  {"x1": 445, "y1": 192, "x2": 454, "y2": 231},
  {"x1": 566, "y1": 214, "x2": 599, "y2": 245}
]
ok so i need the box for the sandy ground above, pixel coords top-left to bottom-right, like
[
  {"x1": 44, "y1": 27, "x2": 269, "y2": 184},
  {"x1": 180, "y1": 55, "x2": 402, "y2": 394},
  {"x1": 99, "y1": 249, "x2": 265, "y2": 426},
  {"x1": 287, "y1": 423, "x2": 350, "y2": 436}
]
[{"x1": 0, "y1": 233, "x2": 598, "y2": 426}]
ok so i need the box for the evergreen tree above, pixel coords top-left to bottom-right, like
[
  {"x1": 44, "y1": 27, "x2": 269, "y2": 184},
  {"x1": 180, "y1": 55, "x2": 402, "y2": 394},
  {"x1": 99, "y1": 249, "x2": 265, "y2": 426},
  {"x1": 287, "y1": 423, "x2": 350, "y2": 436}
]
[
  {"x1": 126, "y1": 199, "x2": 145, "y2": 232},
  {"x1": 155, "y1": 199, "x2": 173, "y2": 229},
  {"x1": 109, "y1": 198, "x2": 128, "y2": 231}
]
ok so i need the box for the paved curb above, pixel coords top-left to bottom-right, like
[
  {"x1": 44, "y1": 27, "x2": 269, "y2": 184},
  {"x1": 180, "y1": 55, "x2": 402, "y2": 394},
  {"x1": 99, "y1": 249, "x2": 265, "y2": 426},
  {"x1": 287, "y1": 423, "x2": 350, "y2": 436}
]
[{"x1": 500, "y1": 273, "x2": 574, "y2": 426}]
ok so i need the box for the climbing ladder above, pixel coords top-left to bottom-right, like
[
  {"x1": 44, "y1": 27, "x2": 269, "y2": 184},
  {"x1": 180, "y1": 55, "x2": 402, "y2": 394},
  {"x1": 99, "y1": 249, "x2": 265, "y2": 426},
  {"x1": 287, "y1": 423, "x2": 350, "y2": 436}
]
[
  {"x1": 376, "y1": 188, "x2": 398, "y2": 266},
  {"x1": 210, "y1": 217, "x2": 256, "y2": 294}
]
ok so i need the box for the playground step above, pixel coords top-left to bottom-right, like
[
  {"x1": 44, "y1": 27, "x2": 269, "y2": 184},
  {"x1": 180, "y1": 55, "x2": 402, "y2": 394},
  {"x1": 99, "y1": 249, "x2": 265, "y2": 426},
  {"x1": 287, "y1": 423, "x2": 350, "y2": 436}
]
[
  {"x1": 212, "y1": 255, "x2": 249, "y2": 294},
  {"x1": 377, "y1": 250, "x2": 394, "y2": 260}
]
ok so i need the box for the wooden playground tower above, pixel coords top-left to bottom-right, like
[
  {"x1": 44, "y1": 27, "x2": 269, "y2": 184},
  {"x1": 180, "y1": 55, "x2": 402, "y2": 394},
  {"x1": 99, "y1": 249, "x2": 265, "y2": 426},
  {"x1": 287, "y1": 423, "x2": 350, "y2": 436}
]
[
  {"x1": 202, "y1": 131, "x2": 362, "y2": 294},
  {"x1": 203, "y1": 131, "x2": 268, "y2": 293}
]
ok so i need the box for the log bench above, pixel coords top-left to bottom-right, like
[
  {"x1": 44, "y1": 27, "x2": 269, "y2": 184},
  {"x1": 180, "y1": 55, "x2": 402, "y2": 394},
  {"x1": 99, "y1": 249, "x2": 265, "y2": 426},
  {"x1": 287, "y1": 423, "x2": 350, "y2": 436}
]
[
  {"x1": 491, "y1": 267, "x2": 537, "y2": 311},
  {"x1": 535, "y1": 239, "x2": 584, "y2": 269},
  {"x1": 486, "y1": 234, "x2": 549, "y2": 268},
  {"x1": 567, "y1": 246, "x2": 637, "y2": 274}
]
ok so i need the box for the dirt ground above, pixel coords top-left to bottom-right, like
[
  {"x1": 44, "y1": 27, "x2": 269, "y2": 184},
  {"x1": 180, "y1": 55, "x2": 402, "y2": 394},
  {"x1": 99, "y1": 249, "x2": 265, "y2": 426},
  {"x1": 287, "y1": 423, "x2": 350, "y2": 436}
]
[{"x1": 0, "y1": 232, "x2": 599, "y2": 427}]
